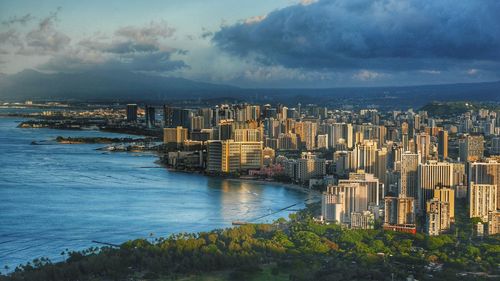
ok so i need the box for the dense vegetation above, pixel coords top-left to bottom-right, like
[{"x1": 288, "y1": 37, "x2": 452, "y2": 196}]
[
  {"x1": 1, "y1": 204, "x2": 498, "y2": 281},
  {"x1": 420, "y1": 101, "x2": 500, "y2": 118}
]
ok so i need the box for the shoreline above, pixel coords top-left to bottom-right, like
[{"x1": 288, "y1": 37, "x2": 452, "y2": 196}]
[
  {"x1": 158, "y1": 161, "x2": 320, "y2": 198},
  {"x1": 225, "y1": 178, "x2": 321, "y2": 197}
]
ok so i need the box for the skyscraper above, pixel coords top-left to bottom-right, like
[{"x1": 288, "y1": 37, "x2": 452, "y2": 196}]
[
  {"x1": 415, "y1": 132, "x2": 431, "y2": 163},
  {"x1": 145, "y1": 106, "x2": 155, "y2": 128},
  {"x1": 459, "y1": 135, "x2": 484, "y2": 162},
  {"x1": 353, "y1": 140, "x2": 378, "y2": 174},
  {"x1": 295, "y1": 121, "x2": 317, "y2": 151},
  {"x1": 438, "y1": 129, "x2": 448, "y2": 160},
  {"x1": 295, "y1": 153, "x2": 326, "y2": 182},
  {"x1": 340, "y1": 171, "x2": 382, "y2": 206},
  {"x1": 400, "y1": 152, "x2": 419, "y2": 198},
  {"x1": 469, "y1": 159, "x2": 500, "y2": 209},
  {"x1": 425, "y1": 199, "x2": 450, "y2": 236},
  {"x1": 469, "y1": 182, "x2": 497, "y2": 220},
  {"x1": 321, "y1": 187, "x2": 344, "y2": 223},
  {"x1": 126, "y1": 104, "x2": 138, "y2": 122},
  {"x1": 163, "y1": 126, "x2": 188, "y2": 147},
  {"x1": 433, "y1": 187, "x2": 455, "y2": 221},
  {"x1": 417, "y1": 161, "x2": 453, "y2": 212},
  {"x1": 206, "y1": 140, "x2": 263, "y2": 173},
  {"x1": 383, "y1": 196, "x2": 416, "y2": 234},
  {"x1": 327, "y1": 182, "x2": 369, "y2": 224}
]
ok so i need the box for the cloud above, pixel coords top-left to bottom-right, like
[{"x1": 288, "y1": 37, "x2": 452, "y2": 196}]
[
  {"x1": 2, "y1": 14, "x2": 35, "y2": 26},
  {"x1": 0, "y1": 29, "x2": 22, "y2": 47},
  {"x1": 20, "y1": 8, "x2": 70, "y2": 54},
  {"x1": 37, "y1": 20, "x2": 187, "y2": 74},
  {"x1": 213, "y1": 0, "x2": 500, "y2": 72},
  {"x1": 353, "y1": 70, "x2": 385, "y2": 81},
  {"x1": 200, "y1": 28, "x2": 213, "y2": 39},
  {"x1": 300, "y1": 0, "x2": 317, "y2": 6},
  {"x1": 80, "y1": 39, "x2": 160, "y2": 54},
  {"x1": 467, "y1": 68, "x2": 479, "y2": 75},
  {"x1": 244, "y1": 15, "x2": 267, "y2": 24},
  {"x1": 419, "y1": 70, "x2": 441, "y2": 75},
  {"x1": 39, "y1": 50, "x2": 186, "y2": 73},
  {"x1": 115, "y1": 21, "x2": 175, "y2": 45}
]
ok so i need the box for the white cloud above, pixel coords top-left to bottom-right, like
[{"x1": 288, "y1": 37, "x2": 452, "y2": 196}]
[
  {"x1": 467, "y1": 68, "x2": 479, "y2": 75},
  {"x1": 353, "y1": 70, "x2": 384, "y2": 81},
  {"x1": 419, "y1": 69, "x2": 441, "y2": 75},
  {"x1": 245, "y1": 15, "x2": 267, "y2": 25}
]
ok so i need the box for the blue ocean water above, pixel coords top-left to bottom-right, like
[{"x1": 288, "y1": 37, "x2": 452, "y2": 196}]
[{"x1": 0, "y1": 116, "x2": 310, "y2": 272}]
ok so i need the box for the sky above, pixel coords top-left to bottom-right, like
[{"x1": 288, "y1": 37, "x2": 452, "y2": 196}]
[{"x1": 1, "y1": 0, "x2": 500, "y2": 88}]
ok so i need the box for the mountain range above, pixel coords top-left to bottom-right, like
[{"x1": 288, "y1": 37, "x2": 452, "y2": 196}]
[{"x1": 0, "y1": 70, "x2": 499, "y2": 109}]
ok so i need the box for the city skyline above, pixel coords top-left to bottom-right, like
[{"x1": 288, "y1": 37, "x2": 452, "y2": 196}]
[{"x1": 1, "y1": 1, "x2": 499, "y2": 280}]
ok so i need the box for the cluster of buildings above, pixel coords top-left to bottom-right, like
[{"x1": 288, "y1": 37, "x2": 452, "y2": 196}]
[{"x1": 127, "y1": 102, "x2": 499, "y2": 236}]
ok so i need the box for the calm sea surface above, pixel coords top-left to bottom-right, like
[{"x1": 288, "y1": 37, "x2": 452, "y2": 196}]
[{"x1": 0, "y1": 114, "x2": 310, "y2": 271}]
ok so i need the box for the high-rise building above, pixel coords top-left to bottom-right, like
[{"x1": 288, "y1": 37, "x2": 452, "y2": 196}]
[
  {"x1": 469, "y1": 182, "x2": 497, "y2": 220},
  {"x1": 126, "y1": 104, "x2": 138, "y2": 122},
  {"x1": 418, "y1": 161, "x2": 453, "y2": 212},
  {"x1": 190, "y1": 116, "x2": 205, "y2": 131},
  {"x1": 206, "y1": 140, "x2": 263, "y2": 173},
  {"x1": 469, "y1": 159, "x2": 500, "y2": 209},
  {"x1": 295, "y1": 121, "x2": 317, "y2": 150},
  {"x1": 316, "y1": 134, "x2": 328, "y2": 149},
  {"x1": 326, "y1": 123, "x2": 353, "y2": 149},
  {"x1": 452, "y1": 163, "x2": 467, "y2": 186},
  {"x1": 326, "y1": 182, "x2": 369, "y2": 224},
  {"x1": 400, "y1": 152, "x2": 419, "y2": 198},
  {"x1": 163, "y1": 105, "x2": 175, "y2": 127},
  {"x1": 198, "y1": 108, "x2": 213, "y2": 129},
  {"x1": 375, "y1": 147, "x2": 388, "y2": 189},
  {"x1": 145, "y1": 106, "x2": 155, "y2": 128},
  {"x1": 433, "y1": 187, "x2": 455, "y2": 221},
  {"x1": 206, "y1": 141, "x2": 222, "y2": 172},
  {"x1": 295, "y1": 153, "x2": 326, "y2": 182},
  {"x1": 415, "y1": 132, "x2": 431, "y2": 163},
  {"x1": 278, "y1": 132, "x2": 299, "y2": 150},
  {"x1": 492, "y1": 137, "x2": 500, "y2": 155},
  {"x1": 340, "y1": 171, "x2": 382, "y2": 206},
  {"x1": 459, "y1": 135, "x2": 484, "y2": 162},
  {"x1": 321, "y1": 188, "x2": 344, "y2": 223},
  {"x1": 234, "y1": 128, "x2": 262, "y2": 142},
  {"x1": 487, "y1": 211, "x2": 500, "y2": 235},
  {"x1": 383, "y1": 196, "x2": 416, "y2": 234},
  {"x1": 438, "y1": 130, "x2": 448, "y2": 160},
  {"x1": 163, "y1": 126, "x2": 188, "y2": 147},
  {"x1": 425, "y1": 199, "x2": 450, "y2": 236},
  {"x1": 353, "y1": 140, "x2": 378, "y2": 174}
]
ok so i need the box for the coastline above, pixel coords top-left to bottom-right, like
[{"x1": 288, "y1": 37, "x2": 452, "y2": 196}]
[
  {"x1": 14, "y1": 115, "x2": 318, "y2": 201},
  {"x1": 159, "y1": 161, "x2": 320, "y2": 198},
  {"x1": 1, "y1": 119, "x2": 316, "y2": 273},
  {"x1": 225, "y1": 178, "x2": 321, "y2": 197}
]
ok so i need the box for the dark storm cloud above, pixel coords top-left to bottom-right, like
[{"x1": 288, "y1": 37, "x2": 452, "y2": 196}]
[{"x1": 213, "y1": 0, "x2": 500, "y2": 70}]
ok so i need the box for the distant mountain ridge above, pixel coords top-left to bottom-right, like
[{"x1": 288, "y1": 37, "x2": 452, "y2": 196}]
[
  {"x1": 0, "y1": 70, "x2": 499, "y2": 108},
  {"x1": 0, "y1": 69, "x2": 237, "y2": 101}
]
